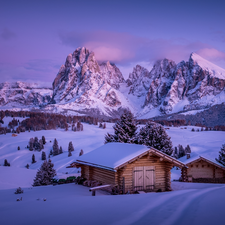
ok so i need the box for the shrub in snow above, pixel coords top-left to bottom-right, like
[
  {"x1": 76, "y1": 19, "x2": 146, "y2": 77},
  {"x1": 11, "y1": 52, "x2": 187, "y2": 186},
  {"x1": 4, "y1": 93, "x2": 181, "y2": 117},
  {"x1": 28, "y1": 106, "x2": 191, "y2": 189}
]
[
  {"x1": 105, "y1": 110, "x2": 137, "y2": 144},
  {"x1": 79, "y1": 149, "x2": 84, "y2": 156},
  {"x1": 191, "y1": 128, "x2": 195, "y2": 132},
  {"x1": 25, "y1": 164, "x2": 29, "y2": 169},
  {"x1": 4, "y1": 159, "x2": 10, "y2": 166},
  {"x1": 18, "y1": 146, "x2": 20, "y2": 150},
  {"x1": 216, "y1": 144, "x2": 225, "y2": 166},
  {"x1": 53, "y1": 138, "x2": 59, "y2": 156},
  {"x1": 33, "y1": 159, "x2": 56, "y2": 186},
  {"x1": 15, "y1": 187, "x2": 23, "y2": 194},
  {"x1": 137, "y1": 122, "x2": 173, "y2": 155}
]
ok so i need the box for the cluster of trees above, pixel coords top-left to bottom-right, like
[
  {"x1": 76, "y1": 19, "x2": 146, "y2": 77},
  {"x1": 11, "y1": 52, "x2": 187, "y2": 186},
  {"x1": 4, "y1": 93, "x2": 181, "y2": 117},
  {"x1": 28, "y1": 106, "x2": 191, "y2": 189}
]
[
  {"x1": 33, "y1": 159, "x2": 56, "y2": 186},
  {"x1": 28, "y1": 136, "x2": 46, "y2": 151},
  {"x1": 105, "y1": 111, "x2": 173, "y2": 156},
  {"x1": 72, "y1": 122, "x2": 83, "y2": 131},
  {"x1": 52, "y1": 139, "x2": 63, "y2": 156},
  {"x1": 192, "y1": 126, "x2": 225, "y2": 132},
  {"x1": 172, "y1": 145, "x2": 191, "y2": 159},
  {"x1": 99, "y1": 122, "x2": 106, "y2": 129},
  {"x1": 0, "y1": 110, "x2": 118, "y2": 135}
]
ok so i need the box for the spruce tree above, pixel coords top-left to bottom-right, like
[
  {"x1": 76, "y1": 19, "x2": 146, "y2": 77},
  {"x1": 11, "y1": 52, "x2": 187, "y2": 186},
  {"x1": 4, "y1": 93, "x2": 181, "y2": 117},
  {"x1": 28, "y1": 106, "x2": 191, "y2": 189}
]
[
  {"x1": 137, "y1": 122, "x2": 173, "y2": 156},
  {"x1": 216, "y1": 144, "x2": 225, "y2": 166},
  {"x1": 4, "y1": 159, "x2": 10, "y2": 166},
  {"x1": 52, "y1": 138, "x2": 59, "y2": 156},
  {"x1": 105, "y1": 110, "x2": 137, "y2": 144},
  {"x1": 29, "y1": 138, "x2": 34, "y2": 151},
  {"x1": 39, "y1": 139, "x2": 44, "y2": 151},
  {"x1": 68, "y1": 150, "x2": 72, "y2": 157},
  {"x1": 32, "y1": 154, "x2": 36, "y2": 164},
  {"x1": 185, "y1": 145, "x2": 191, "y2": 154},
  {"x1": 59, "y1": 146, "x2": 63, "y2": 154},
  {"x1": 41, "y1": 151, "x2": 46, "y2": 160},
  {"x1": 178, "y1": 145, "x2": 185, "y2": 158},
  {"x1": 68, "y1": 141, "x2": 74, "y2": 152},
  {"x1": 42, "y1": 136, "x2": 46, "y2": 145},
  {"x1": 33, "y1": 159, "x2": 56, "y2": 186}
]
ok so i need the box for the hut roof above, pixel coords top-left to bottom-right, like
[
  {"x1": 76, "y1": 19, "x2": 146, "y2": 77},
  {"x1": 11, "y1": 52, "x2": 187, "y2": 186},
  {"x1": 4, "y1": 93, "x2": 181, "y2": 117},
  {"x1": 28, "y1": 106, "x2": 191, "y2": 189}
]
[
  {"x1": 74, "y1": 143, "x2": 186, "y2": 171},
  {"x1": 181, "y1": 154, "x2": 225, "y2": 170}
]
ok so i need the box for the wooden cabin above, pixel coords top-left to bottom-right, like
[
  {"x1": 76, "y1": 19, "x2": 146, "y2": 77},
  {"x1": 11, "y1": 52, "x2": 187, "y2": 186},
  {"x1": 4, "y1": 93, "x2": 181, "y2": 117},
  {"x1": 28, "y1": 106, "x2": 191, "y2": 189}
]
[
  {"x1": 182, "y1": 156, "x2": 225, "y2": 183},
  {"x1": 71, "y1": 143, "x2": 186, "y2": 193}
]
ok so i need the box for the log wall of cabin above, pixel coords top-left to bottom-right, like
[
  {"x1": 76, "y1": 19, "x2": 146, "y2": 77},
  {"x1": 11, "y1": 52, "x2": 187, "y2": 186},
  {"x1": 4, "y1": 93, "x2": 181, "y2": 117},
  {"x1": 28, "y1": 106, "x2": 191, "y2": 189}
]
[
  {"x1": 187, "y1": 160, "x2": 225, "y2": 180},
  {"x1": 80, "y1": 165, "x2": 116, "y2": 185},
  {"x1": 117, "y1": 155, "x2": 173, "y2": 192}
]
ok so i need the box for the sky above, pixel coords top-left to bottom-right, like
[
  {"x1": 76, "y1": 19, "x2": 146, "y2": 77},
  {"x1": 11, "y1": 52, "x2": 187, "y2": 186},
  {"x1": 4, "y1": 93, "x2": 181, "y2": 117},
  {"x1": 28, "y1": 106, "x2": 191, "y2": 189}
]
[{"x1": 0, "y1": 0, "x2": 225, "y2": 85}]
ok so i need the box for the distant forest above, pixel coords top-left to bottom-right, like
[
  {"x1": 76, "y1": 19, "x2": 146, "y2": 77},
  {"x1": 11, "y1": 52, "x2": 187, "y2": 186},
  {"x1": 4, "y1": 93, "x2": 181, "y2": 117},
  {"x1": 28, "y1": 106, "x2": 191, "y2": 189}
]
[{"x1": 0, "y1": 110, "x2": 224, "y2": 135}]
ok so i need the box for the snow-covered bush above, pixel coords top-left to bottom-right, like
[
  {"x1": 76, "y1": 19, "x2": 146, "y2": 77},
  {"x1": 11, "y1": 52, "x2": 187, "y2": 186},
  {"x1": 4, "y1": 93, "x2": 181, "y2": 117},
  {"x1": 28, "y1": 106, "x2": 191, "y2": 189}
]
[
  {"x1": 33, "y1": 159, "x2": 56, "y2": 186},
  {"x1": 15, "y1": 187, "x2": 23, "y2": 194}
]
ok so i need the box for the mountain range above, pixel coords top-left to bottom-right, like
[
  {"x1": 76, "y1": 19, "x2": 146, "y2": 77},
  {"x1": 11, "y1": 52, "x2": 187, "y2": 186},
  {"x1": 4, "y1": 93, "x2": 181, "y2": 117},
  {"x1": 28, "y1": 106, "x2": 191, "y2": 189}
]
[{"x1": 1, "y1": 47, "x2": 225, "y2": 119}]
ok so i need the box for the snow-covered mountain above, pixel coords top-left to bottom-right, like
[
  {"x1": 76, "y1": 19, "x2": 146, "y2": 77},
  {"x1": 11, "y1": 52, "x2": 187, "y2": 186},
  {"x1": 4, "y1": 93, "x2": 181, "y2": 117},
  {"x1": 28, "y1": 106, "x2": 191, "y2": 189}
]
[
  {"x1": 0, "y1": 82, "x2": 52, "y2": 109},
  {"x1": 131, "y1": 53, "x2": 225, "y2": 118},
  {"x1": 1, "y1": 48, "x2": 225, "y2": 118},
  {"x1": 48, "y1": 47, "x2": 132, "y2": 116}
]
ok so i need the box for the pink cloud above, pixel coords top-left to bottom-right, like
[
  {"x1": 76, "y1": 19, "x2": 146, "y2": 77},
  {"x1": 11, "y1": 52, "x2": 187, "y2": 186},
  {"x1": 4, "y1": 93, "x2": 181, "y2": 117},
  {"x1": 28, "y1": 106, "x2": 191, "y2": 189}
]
[
  {"x1": 59, "y1": 30, "x2": 225, "y2": 70},
  {"x1": 196, "y1": 48, "x2": 225, "y2": 60}
]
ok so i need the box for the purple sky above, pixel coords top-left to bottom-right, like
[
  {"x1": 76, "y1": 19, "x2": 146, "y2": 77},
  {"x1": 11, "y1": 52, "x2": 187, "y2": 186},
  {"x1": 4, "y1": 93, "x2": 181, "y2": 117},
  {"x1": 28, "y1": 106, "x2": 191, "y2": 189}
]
[{"x1": 1, "y1": 0, "x2": 225, "y2": 85}]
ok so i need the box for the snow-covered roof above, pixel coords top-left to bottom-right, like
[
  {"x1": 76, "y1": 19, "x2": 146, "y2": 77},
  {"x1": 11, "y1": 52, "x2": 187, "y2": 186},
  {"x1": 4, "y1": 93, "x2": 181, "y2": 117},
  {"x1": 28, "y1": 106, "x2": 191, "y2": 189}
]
[
  {"x1": 179, "y1": 153, "x2": 225, "y2": 170},
  {"x1": 75, "y1": 143, "x2": 186, "y2": 171}
]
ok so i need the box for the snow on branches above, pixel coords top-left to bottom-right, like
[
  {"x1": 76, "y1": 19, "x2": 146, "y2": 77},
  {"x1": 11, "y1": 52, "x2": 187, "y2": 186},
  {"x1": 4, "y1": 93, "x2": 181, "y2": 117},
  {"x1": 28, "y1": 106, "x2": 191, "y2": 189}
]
[
  {"x1": 105, "y1": 110, "x2": 137, "y2": 144},
  {"x1": 33, "y1": 159, "x2": 56, "y2": 186}
]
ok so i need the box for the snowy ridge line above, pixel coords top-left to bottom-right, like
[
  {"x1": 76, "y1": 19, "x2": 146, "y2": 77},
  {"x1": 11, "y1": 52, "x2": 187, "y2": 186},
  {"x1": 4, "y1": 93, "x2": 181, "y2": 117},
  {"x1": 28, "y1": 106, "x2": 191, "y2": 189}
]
[
  {"x1": 161, "y1": 185, "x2": 225, "y2": 225},
  {"x1": 56, "y1": 159, "x2": 74, "y2": 172}
]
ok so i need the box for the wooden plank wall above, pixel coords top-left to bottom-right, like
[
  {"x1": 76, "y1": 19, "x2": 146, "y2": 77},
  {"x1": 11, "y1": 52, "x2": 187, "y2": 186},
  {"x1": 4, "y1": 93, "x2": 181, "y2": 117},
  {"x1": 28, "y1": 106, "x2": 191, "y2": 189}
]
[
  {"x1": 81, "y1": 165, "x2": 116, "y2": 185},
  {"x1": 187, "y1": 160, "x2": 225, "y2": 179},
  {"x1": 118, "y1": 155, "x2": 173, "y2": 192}
]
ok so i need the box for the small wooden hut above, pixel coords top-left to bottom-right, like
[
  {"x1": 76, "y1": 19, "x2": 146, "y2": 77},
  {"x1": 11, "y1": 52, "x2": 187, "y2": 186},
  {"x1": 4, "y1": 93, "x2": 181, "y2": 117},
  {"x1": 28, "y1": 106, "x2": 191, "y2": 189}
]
[
  {"x1": 182, "y1": 156, "x2": 225, "y2": 183},
  {"x1": 71, "y1": 143, "x2": 186, "y2": 193}
]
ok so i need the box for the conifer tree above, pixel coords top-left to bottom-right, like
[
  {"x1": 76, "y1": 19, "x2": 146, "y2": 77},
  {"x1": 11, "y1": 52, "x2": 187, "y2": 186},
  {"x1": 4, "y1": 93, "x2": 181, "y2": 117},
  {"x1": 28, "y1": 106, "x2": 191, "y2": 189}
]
[
  {"x1": 68, "y1": 150, "x2": 72, "y2": 157},
  {"x1": 105, "y1": 110, "x2": 137, "y2": 144},
  {"x1": 216, "y1": 144, "x2": 225, "y2": 166},
  {"x1": 42, "y1": 136, "x2": 46, "y2": 145},
  {"x1": 59, "y1": 146, "x2": 63, "y2": 154},
  {"x1": 178, "y1": 145, "x2": 185, "y2": 158},
  {"x1": 29, "y1": 138, "x2": 34, "y2": 151},
  {"x1": 52, "y1": 138, "x2": 59, "y2": 156},
  {"x1": 32, "y1": 154, "x2": 36, "y2": 164},
  {"x1": 137, "y1": 122, "x2": 173, "y2": 155},
  {"x1": 185, "y1": 145, "x2": 191, "y2": 155},
  {"x1": 68, "y1": 141, "x2": 74, "y2": 152},
  {"x1": 33, "y1": 159, "x2": 56, "y2": 186},
  {"x1": 41, "y1": 151, "x2": 46, "y2": 160}
]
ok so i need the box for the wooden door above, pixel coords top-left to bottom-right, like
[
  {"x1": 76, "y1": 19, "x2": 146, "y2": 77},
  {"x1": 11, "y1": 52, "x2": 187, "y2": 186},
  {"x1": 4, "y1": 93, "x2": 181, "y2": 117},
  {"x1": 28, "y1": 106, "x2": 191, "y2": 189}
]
[
  {"x1": 144, "y1": 166, "x2": 155, "y2": 190},
  {"x1": 133, "y1": 167, "x2": 144, "y2": 191},
  {"x1": 133, "y1": 166, "x2": 155, "y2": 191}
]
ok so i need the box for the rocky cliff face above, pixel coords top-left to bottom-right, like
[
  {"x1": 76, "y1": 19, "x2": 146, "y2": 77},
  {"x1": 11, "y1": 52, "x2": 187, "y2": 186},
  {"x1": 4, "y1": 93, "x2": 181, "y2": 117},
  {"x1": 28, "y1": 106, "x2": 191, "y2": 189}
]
[
  {"x1": 130, "y1": 53, "x2": 225, "y2": 116},
  {"x1": 51, "y1": 47, "x2": 127, "y2": 113},
  {"x1": 0, "y1": 82, "x2": 52, "y2": 108}
]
